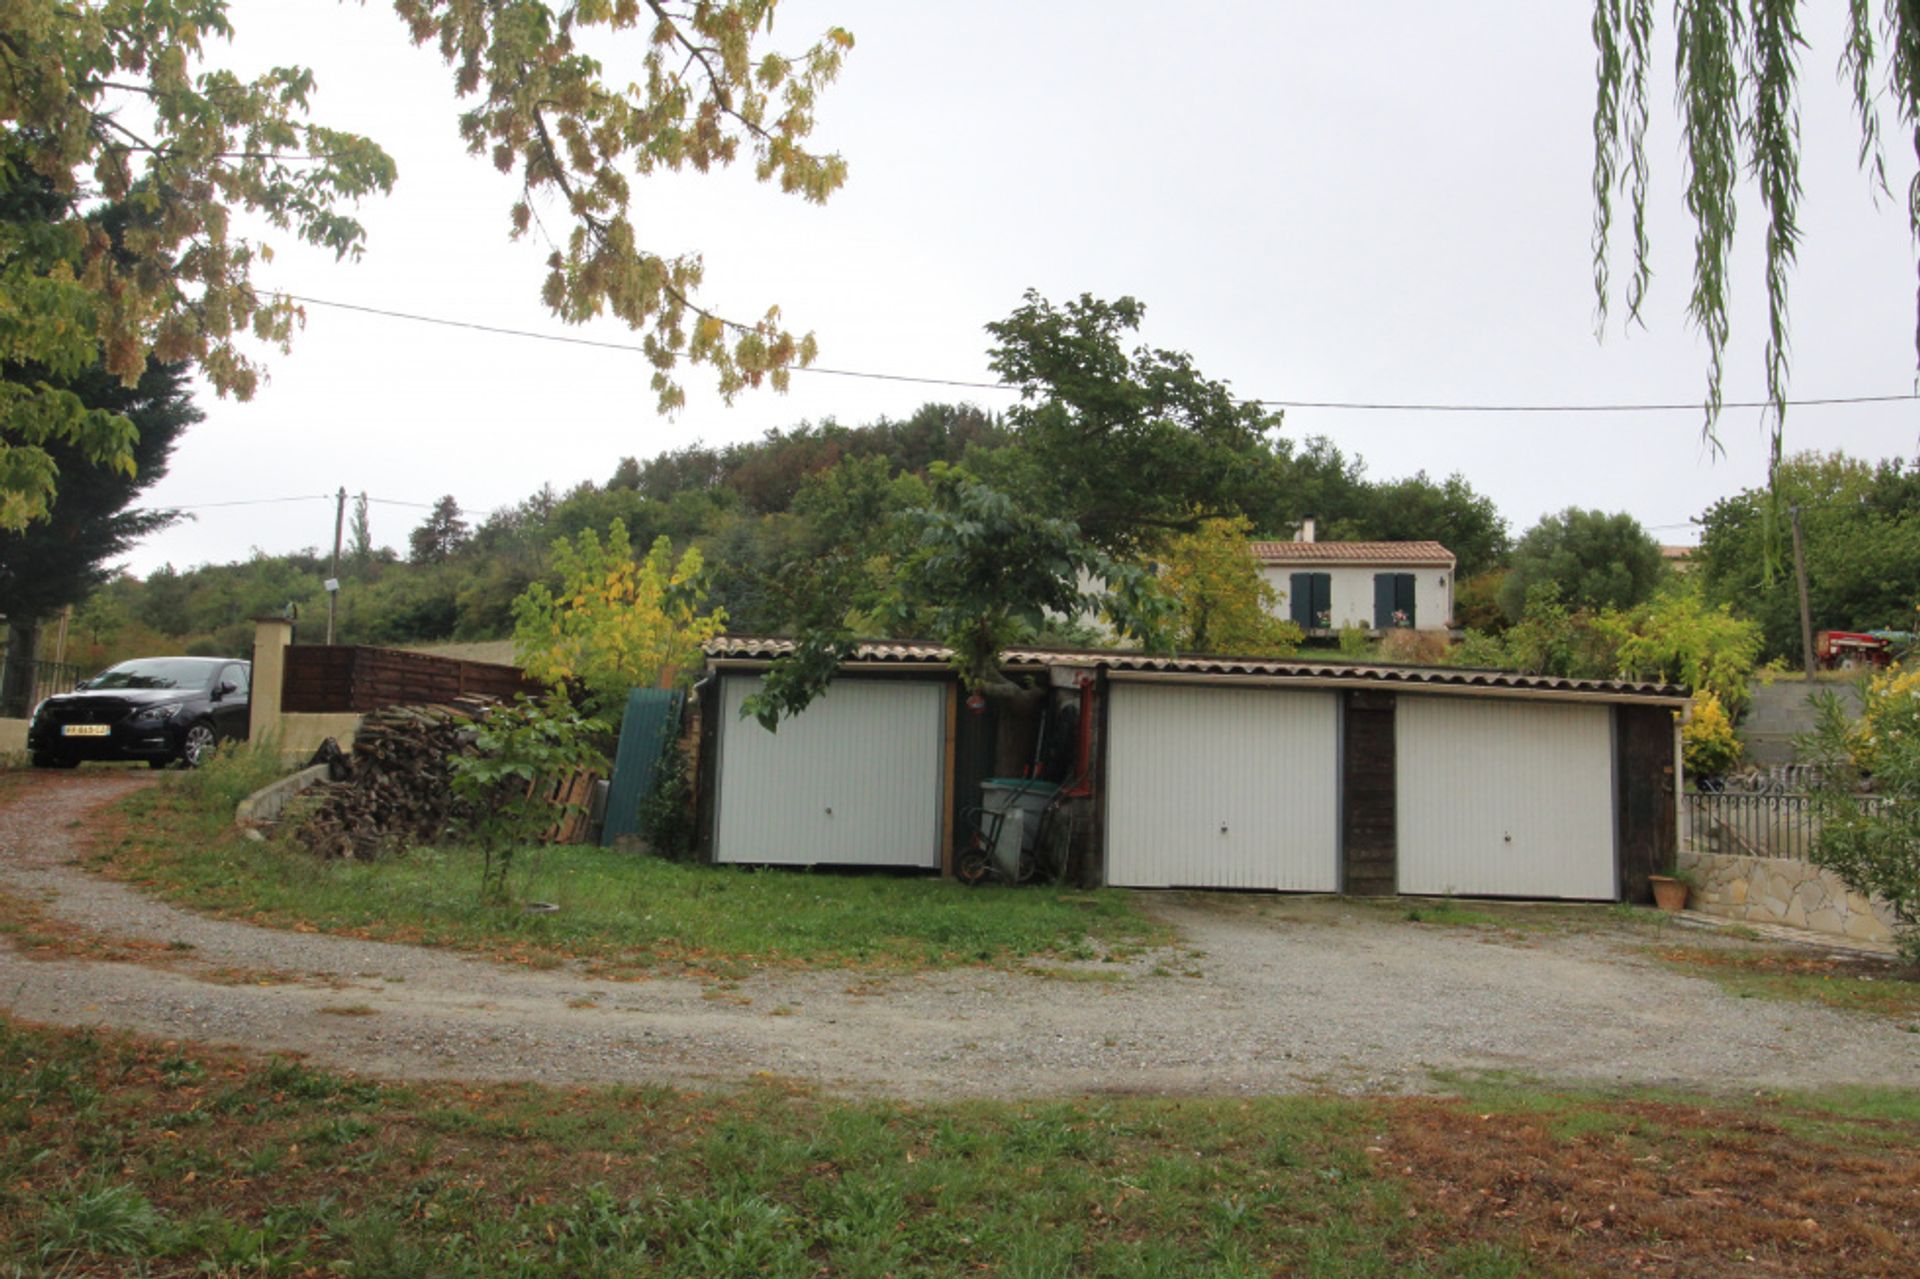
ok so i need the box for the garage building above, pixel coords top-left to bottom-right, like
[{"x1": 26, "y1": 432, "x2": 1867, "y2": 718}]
[{"x1": 695, "y1": 638, "x2": 1688, "y2": 903}]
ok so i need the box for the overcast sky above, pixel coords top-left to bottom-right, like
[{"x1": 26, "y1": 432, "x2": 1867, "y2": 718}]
[{"x1": 121, "y1": 0, "x2": 1920, "y2": 575}]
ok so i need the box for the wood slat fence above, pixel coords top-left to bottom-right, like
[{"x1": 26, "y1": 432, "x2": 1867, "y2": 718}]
[{"x1": 282, "y1": 644, "x2": 543, "y2": 714}]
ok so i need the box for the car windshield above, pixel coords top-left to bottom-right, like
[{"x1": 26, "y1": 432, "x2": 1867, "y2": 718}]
[{"x1": 85, "y1": 659, "x2": 215, "y2": 691}]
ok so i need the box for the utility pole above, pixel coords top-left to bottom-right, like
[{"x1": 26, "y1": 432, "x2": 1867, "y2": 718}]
[
  {"x1": 325, "y1": 486, "x2": 346, "y2": 645},
  {"x1": 1790, "y1": 503, "x2": 1816, "y2": 680}
]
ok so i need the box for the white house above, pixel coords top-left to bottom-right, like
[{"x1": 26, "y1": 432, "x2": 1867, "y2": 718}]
[{"x1": 1252, "y1": 524, "x2": 1455, "y2": 634}]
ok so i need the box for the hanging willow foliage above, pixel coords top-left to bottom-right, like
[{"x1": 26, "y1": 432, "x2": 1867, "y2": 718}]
[{"x1": 1591, "y1": 1, "x2": 1920, "y2": 463}]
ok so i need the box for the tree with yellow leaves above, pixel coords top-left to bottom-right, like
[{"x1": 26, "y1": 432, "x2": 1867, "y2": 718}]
[
  {"x1": 1155, "y1": 516, "x2": 1302, "y2": 657},
  {"x1": 511, "y1": 519, "x2": 725, "y2": 717}
]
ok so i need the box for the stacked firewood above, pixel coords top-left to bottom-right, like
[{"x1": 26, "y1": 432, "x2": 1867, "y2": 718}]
[{"x1": 290, "y1": 698, "x2": 493, "y2": 859}]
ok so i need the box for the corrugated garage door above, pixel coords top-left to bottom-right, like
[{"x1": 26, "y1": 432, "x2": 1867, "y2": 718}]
[
  {"x1": 1105, "y1": 683, "x2": 1339, "y2": 890},
  {"x1": 716, "y1": 676, "x2": 944, "y2": 868},
  {"x1": 1396, "y1": 695, "x2": 1616, "y2": 899}
]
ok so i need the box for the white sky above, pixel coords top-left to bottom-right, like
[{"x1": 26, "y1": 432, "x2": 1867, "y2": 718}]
[{"x1": 122, "y1": 0, "x2": 1920, "y2": 575}]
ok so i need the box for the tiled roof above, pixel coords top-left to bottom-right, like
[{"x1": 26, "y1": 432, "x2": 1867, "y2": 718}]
[
  {"x1": 703, "y1": 636, "x2": 1689, "y2": 703},
  {"x1": 1247, "y1": 540, "x2": 1455, "y2": 565}
]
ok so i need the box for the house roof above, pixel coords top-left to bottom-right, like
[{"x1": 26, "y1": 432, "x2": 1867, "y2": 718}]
[
  {"x1": 702, "y1": 636, "x2": 1689, "y2": 704},
  {"x1": 1247, "y1": 540, "x2": 1455, "y2": 566}
]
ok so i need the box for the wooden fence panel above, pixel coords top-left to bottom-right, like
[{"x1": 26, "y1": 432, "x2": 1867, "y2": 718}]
[{"x1": 282, "y1": 645, "x2": 542, "y2": 713}]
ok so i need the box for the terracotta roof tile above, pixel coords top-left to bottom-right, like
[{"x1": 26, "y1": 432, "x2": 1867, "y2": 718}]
[{"x1": 1247, "y1": 540, "x2": 1455, "y2": 565}]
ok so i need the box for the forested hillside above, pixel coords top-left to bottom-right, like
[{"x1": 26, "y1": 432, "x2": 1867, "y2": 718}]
[{"x1": 55, "y1": 400, "x2": 1508, "y2": 670}]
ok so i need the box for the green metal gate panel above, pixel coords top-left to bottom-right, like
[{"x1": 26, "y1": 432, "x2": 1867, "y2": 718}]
[{"x1": 601, "y1": 687, "x2": 684, "y2": 847}]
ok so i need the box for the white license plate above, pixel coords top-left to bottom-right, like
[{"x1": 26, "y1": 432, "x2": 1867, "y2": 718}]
[{"x1": 62, "y1": 724, "x2": 111, "y2": 738}]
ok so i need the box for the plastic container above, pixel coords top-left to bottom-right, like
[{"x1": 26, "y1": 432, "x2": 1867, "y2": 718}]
[{"x1": 981, "y1": 778, "x2": 1060, "y2": 876}]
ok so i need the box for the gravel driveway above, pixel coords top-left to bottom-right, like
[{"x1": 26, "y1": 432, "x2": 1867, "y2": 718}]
[{"x1": 3, "y1": 771, "x2": 1917, "y2": 1098}]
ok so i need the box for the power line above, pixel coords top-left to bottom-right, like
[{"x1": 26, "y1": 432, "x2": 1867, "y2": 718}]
[
  {"x1": 155, "y1": 494, "x2": 334, "y2": 511},
  {"x1": 280, "y1": 291, "x2": 1920, "y2": 416}
]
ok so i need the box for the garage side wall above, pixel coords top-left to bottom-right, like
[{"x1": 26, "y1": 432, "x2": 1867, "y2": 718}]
[
  {"x1": 1615, "y1": 703, "x2": 1678, "y2": 903},
  {"x1": 1341, "y1": 691, "x2": 1397, "y2": 895}
]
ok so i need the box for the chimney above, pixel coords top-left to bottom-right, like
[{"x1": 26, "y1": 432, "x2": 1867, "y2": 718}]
[{"x1": 1294, "y1": 517, "x2": 1316, "y2": 544}]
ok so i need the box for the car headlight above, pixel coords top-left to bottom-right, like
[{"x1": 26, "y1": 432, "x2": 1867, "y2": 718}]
[{"x1": 131, "y1": 704, "x2": 182, "y2": 725}]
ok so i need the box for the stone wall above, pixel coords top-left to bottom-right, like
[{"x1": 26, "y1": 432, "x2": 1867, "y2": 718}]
[
  {"x1": 0, "y1": 718, "x2": 25, "y2": 755},
  {"x1": 1679, "y1": 848, "x2": 1900, "y2": 943}
]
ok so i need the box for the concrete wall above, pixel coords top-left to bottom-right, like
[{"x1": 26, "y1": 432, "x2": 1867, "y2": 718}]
[
  {"x1": 1679, "y1": 848, "x2": 1900, "y2": 944},
  {"x1": 1738, "y1": 680, "x2": 1862, "y2": 767},
  {"x1": 0, "y1": 718, "x2": 25, "y2": 755},
  {"x1": 1259, "y1": 564, "x2": 1453, "y2": 632}
]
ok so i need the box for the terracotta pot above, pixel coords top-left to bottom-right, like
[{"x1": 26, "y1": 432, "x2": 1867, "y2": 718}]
[{"x1": 1649, "y1": 875, "x2": 1689, "y2": 912}]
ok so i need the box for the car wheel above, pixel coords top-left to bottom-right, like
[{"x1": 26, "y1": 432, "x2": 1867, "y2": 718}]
[
  {"x1": 180, "y1": 721, "x2": 218, "y2": 768},
  {"x1": 30, "y1": 751, "x2": 79, "y2": 770}
]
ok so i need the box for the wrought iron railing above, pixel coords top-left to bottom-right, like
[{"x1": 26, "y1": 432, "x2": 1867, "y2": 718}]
[{"x1": 1683, "y1": 789, "x2": 1891, "y2": 862}]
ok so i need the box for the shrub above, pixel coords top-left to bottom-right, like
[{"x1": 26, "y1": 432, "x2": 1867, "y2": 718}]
[
  {"x1": 1377, "y1": 628, "x2": 1449, "y2": 665},
  {"x1": 636, "y1": 733, "x2": 697, "y2": 860},
  {"x1": 447, "y1": 695, "x2": 608, "y2": 902},
  {"x1": 1337, "y1": 625, "x2": 1369, "y2": 658},
  {"x1": 1803, "y1": 668, "x2": 1920, "y2": 960},
  {"x1": 1681, "y1": 690, "x2": 1742, "y2": 778}
]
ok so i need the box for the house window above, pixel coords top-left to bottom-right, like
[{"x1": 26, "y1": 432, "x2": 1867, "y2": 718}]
[
  {"x1": 1289, "y1": 572, "x2": 1332, "y2": 629},
  {"x1": 1373, "y1": 573, "x2": 1416, "y2": 629}
]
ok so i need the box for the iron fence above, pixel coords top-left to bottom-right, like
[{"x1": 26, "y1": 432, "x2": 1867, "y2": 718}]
[
  {"x1": 1684, "y1": 789, "x2": 1891, "y2": 862},
  {"x1": 0, "y1": 650, "x2": 83, "y2": 711}
]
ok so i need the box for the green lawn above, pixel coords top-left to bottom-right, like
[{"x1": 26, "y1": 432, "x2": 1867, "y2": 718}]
[
  {"x1": 5, "y1": 1015, "x2": 1916, "y2": 1277},
  {"x1": 89, "y1": 751, "x2": 1169, "y2": 976}
]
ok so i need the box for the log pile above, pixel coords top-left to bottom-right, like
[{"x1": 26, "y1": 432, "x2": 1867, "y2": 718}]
[{"x1": 290, "y1": 698, "x2": 493, "y2": 859}]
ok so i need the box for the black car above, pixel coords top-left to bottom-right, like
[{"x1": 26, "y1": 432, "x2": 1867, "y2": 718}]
[{"x1": 28, "y1": 656, "x2": 252, "y2": 769}]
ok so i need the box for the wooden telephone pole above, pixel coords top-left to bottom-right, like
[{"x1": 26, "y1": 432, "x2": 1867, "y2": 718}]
[
  {"x1": 325, "y1": 487, "x2": 346, "y2": 645},
  {"x1": 1790, "y1": 504, "x2": 1816, "y2": 679}
]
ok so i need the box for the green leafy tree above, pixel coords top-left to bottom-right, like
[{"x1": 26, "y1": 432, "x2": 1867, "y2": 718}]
[
  {"x1": 1326, "y1": 471, "x2": 1510, "y2": 579},
  {"x1": 744, "y1": 473, "x2": 1172, "y2": 728},
  {"x1": 1590, "y1": 2, "x2": 1920, "y2": 467},
  {"x1": 1606, "y1": 581, "x2": 1763, "y2": 716},
  {"x1": 981, "y1": 291, "x2": 1284, "y2": 555},
  {"x1": 1499, "y1": 507, "x2": 1665, "y2": 621},
  {"x1": 1696, "y1": 451, "x2": 1920, "y2": 664},
  {"x1": 1156, "y1": 516, "x2": 1302, "y2": 657},
  {"x1": 2, "y1": 1, "x2": 852, "y2": 526},
  {"x1": 408, "y1": 496, "x2": 470, "y2": 565}
]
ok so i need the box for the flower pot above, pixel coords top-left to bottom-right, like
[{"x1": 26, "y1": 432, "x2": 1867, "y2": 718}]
[{"x1": 1649, "y1": 875, "x2": 1689, "y2": 912}]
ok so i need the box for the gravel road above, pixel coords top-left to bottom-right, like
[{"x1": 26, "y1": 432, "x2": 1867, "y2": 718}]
[{"x1": 3, "y1": 771, "x2": 1916, "y2": 1098}]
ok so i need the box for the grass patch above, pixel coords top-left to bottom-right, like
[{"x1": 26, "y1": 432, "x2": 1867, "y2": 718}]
[
  {"x1": 1647, "y1": 944, "x2": 1920, "y2": 1021},
  {"x1": 3, "y1": 1015, "x2": 1915, "y2": 1277},
  {"x1": 86, "y1": 753, "x2": 1171, "y2": 976}
]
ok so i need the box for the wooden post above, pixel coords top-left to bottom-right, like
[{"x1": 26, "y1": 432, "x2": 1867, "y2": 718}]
[
  {"x1": 940, "y1": 681, "x2": 959, "y2": 877},
  {"x1": 1790, "y1": 504, "x2": 1816, "y2": 679}
]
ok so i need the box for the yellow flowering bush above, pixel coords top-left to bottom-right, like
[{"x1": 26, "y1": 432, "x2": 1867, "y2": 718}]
[
  {"x1": 1847, "y1": 662, "x2": 1920, "y2": 774},
  {"x1": 1681, "y1": 689, "x2": 1742, "y2": 778}
]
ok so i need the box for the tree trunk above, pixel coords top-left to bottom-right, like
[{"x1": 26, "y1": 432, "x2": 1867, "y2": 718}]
[{"x1": 1, "y1": 617, "x2": 42, "y2": 718}]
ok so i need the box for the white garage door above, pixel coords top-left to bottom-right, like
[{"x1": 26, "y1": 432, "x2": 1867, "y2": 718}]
[
  {"x1": 1105, "y1": 683, "x2": 1338, "y2": 890},
  {"x1": 1396, "y1": 695, "x2": 1616, "y2": 899},
  {"x1": 716, "y1": 676, "x2": 944, "y2": 867}
]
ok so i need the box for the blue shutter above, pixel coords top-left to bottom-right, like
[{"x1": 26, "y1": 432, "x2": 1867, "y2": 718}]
[
  {"x1": 1395, "y1": 574, "x2": 1417, "y2": 626},
  {"x1": 1312, "y1": 574, "x2": 1332, "y2": 624},
  {"x1": 1290, "y1": 573, "x2": 1314, "y2": 628},
  {"x1": 1373, "y1": 574, "x2": 1396, "y2": 630}
]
